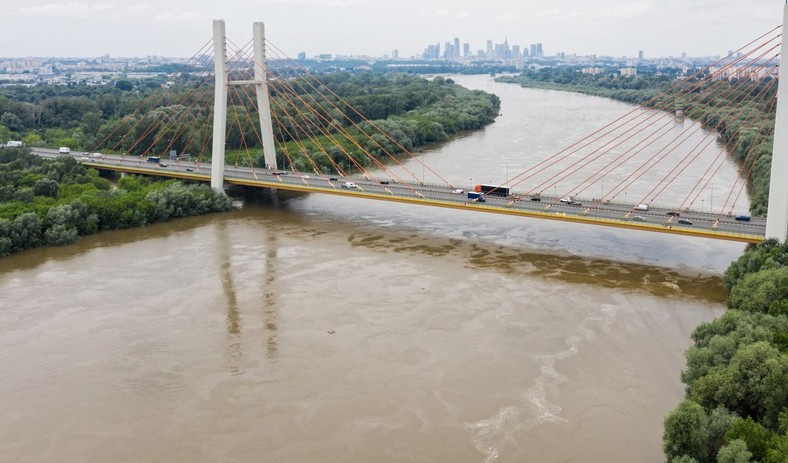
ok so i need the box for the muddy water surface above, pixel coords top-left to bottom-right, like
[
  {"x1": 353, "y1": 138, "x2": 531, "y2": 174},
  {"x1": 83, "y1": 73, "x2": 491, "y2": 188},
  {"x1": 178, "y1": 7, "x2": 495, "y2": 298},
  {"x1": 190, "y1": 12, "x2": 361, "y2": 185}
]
[{"x1": 0, "y1": 76, "x2": 746, "y2": 462}]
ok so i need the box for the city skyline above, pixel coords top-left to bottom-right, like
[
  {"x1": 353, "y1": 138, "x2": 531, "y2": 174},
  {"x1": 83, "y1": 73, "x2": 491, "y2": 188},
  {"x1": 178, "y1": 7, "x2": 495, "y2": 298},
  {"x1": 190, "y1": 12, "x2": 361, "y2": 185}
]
[{"x1": 0, "y1": 0, "x2": 782, "y2": 59}]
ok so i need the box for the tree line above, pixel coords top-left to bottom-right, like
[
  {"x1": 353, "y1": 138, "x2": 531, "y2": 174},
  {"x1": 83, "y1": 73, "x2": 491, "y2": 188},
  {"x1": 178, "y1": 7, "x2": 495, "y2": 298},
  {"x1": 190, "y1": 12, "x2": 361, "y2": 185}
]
[
  {"x1": 0, "y1": 147, "x2": 233, "y2": 257},
  {"x1": 0, "y1": 72, "x2": 500, "y2": 176},
  {"x1": 662, "y1": 240, "x2": 788, "y2": 462},
  {"x1": 497, "y1": 69, "x2": 775, "y2": 215}
]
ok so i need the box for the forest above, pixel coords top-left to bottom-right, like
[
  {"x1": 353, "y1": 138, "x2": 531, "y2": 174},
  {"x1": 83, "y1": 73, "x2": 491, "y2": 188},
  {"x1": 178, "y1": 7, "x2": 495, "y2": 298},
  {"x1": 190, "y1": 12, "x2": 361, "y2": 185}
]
[
  {"x1": 497, "y1": 69, "x2": 776, "y2": 215},
  {"x1": 0, "y1": 147, "x2": 233, "y2": 257},
  {"x1": 662, "y1": 240, "x2": 788, "y2": 463},
  {"x1": 0, "y1": 72, "x2": 500, "y2": 174},
  {"x1": 0, "y1": 72, "x2": 501, "y2": 255}
]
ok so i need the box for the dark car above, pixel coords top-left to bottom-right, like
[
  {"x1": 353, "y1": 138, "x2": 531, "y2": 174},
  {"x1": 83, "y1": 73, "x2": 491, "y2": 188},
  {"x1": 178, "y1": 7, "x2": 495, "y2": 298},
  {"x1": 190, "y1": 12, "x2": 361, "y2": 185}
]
[
  {"x1": 185, "y1": 168, "x2": 194, "y2": 172},
  {"x1": 530, "y1": 196, "x2": 541, "y2": 202},
  {"x1": 379, "y1": 180, "x2": 390, "y2": 185},
  {"x1": 734, "y1": 215, "x2": 751, "y2": 222},
  {"x1": 678, "y1": 219, "x2": 693, "y2": 225},
  {"x1": 666, "y1": 211, "x2": 680, "y2": 217},
  {"x1": 569, "y1": 201, "x2": 582, "y2": 206},
  {"x1": 329, "y1": 177, "x2": 338, "y2": 181}
]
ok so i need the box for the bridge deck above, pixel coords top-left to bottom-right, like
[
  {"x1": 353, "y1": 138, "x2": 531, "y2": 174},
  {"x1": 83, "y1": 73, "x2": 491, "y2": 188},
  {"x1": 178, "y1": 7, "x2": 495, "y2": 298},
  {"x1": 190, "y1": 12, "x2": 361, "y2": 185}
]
[{"x1": 35, "y1": 149, "x2": 766, "y2": 244}]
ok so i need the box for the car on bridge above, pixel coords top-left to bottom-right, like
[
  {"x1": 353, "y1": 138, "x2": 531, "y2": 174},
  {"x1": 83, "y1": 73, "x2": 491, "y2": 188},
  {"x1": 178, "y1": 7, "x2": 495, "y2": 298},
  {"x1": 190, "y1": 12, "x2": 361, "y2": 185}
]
[
  {"x1": 678, "y1": 219, "x2": 693, "y2": 225},
  {"x1": 342, "y1": 182, "x2": 358, "y2": 189},
  {"x1": 452, "y1": 189, "x2": 464, "y2": 194},
  {"x1": 631, "y1": 216, "x2": 647, "y2": 222},
  {"x1": 734, "y1": 215, "x2": 752, "y2": 222},
  {"x1": 666, "y1": 211, "x2": 680, "y2": 217}
]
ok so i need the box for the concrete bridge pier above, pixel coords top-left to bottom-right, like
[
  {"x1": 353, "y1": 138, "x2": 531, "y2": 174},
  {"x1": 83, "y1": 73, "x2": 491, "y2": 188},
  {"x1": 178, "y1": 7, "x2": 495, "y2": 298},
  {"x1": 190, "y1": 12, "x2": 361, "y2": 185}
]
[
  {"x1": 211, "y1": 20, "x2": 277, "y2": 194},
  {"x1": 766, "y1": 3, "x2": 788, "y2": 242}
]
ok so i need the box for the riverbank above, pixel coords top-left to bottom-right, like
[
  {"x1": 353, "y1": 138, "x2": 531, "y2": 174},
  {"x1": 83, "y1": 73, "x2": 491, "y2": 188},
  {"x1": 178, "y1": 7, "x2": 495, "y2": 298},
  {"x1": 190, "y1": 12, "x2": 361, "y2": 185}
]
[
  {"x1": 0, "y1": 148, "x2": 233, "y2": 257},
  {"x1": 496, "y1": 70, "x2": 775, "y2": 215},
  {"x1": 493, "y1": 72, "x2": 788, "y2": 462}
]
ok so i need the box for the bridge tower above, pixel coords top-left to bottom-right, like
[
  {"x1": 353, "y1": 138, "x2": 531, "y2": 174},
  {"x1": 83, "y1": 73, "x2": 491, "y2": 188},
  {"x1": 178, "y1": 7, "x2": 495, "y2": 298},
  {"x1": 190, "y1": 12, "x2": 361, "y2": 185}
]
[
  {"x1": 211, "y1": 20, "x2": 278, "y2": 192},
  {"x1": 766, "y1": 3, "x2": 788, "y2": 242}
]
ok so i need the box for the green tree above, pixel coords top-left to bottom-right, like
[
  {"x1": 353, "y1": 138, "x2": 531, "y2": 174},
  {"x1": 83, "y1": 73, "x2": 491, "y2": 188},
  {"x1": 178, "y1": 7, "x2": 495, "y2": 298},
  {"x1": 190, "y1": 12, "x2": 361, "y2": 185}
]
[
  {"x1": 724, "y1": 418, "x2": 772, "y2": 462},
  {"x1": 728, "y1": 267, "x2": 788, "y2": 314},
  {"x1": 716, "y1": 439, "x2": 752, "y2": 463},
  {"x1": 115, "y1": 80, "x2": 134, "y2": 91},
  {"x1": 664, "y1": 400, "x2": 710, "y2": 462},
  {"x1": 32, "y1": 178, "x2": 59, "y2": 197}
]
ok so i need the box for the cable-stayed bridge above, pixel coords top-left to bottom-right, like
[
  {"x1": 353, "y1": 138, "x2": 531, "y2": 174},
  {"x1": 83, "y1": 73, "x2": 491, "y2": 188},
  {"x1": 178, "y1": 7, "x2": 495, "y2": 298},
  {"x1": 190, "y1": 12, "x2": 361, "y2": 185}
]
[{"x1": 30, "y1": 9, "x2": 788, "y2": 244}]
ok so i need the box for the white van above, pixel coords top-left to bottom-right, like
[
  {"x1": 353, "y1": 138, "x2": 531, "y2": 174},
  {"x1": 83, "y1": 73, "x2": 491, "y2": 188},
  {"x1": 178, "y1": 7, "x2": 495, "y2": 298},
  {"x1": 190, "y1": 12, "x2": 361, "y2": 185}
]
[
  {"x1": 635, "y1": 204, "x2": 649, "y2": 211},
  {"x1": 58, "y1": 147, "x2": 71, "y2": 154}
]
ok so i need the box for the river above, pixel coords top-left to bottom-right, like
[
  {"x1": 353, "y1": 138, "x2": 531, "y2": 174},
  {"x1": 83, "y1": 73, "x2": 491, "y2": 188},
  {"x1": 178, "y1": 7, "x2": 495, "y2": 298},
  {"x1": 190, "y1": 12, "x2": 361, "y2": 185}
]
[{"x1": 0, "y1": 75, "x2": 747, "y2": 462}]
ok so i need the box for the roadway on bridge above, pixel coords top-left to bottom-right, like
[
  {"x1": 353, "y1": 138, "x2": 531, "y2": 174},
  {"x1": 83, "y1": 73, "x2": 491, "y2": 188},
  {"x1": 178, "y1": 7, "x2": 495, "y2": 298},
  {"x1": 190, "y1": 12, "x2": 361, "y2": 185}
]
[{"x1": 32, "y1": 148, "x2": 767, "y2": 243}]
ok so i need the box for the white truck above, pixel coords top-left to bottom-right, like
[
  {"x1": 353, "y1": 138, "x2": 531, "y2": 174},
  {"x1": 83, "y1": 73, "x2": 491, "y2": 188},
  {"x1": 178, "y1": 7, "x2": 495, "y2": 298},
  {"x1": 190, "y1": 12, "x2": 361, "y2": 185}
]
[
  {"x1": 58, "y1": 147, "x2": 71, "y2": 154},
  {"x1": 635, "y1": 204, "x2": 649, "y2": 211}
]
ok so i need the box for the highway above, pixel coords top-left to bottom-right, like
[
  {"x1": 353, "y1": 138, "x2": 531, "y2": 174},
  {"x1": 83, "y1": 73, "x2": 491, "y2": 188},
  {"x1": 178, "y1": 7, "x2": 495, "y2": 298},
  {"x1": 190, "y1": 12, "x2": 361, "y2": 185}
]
[{"x1": 32, "y1": 148, "x2": 768, "y2": 243}]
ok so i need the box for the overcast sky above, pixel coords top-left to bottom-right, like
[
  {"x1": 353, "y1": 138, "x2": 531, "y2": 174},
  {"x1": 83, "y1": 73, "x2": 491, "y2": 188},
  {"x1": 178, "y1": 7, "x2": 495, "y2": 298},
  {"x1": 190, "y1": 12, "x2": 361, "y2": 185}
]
[{"x1": 0, "y1": 0, "x2": 784, "y2": 59}]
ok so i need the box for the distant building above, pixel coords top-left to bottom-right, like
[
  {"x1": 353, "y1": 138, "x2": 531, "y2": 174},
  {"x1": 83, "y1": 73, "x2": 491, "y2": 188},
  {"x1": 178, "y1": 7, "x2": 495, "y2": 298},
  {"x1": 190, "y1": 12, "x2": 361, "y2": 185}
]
[
  {"x1": 619, "y1": 67, "x2": 637, "y2": 76},
  {"x1": 581, "y1": 67, "x2": 605, "y2": 75},
  {"x1": 391, "y1": 49, "x2": 399, "y2": 59},
  {"x1": 638, "y1": 50, "x2": 644, "y2": 61},
  {"x1": 297, "y1": 51, "x2": 306, "y2": 61}
]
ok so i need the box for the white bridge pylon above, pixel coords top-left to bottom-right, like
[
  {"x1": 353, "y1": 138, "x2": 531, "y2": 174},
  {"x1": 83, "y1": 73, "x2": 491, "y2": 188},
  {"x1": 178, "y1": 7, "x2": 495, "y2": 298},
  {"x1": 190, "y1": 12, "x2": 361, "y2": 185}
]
[{"x1": 211, "y1": 20, "x2": 277, "y2": 192}]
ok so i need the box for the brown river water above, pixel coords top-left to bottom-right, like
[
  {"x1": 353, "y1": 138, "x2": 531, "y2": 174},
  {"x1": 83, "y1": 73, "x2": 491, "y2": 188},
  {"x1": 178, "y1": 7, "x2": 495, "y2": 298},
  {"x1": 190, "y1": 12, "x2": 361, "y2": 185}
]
[{"x1": 0, "y1": 75, "x2": 748, "y2": 462}]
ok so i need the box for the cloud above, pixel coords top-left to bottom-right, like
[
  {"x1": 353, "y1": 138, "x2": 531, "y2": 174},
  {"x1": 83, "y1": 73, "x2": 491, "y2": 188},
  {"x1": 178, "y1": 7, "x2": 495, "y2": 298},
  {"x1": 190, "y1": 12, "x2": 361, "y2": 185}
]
[
  {"x1": 497, "y1": 12, "x2": 517, "y2": 21},
  {"x1": 536, "y1": 9, "x2": 561, "y2": 18},
  {"x1": 20, "y1": 2, "x2": 114, "y2": 18},
  {"x1": 268, "y1": 0, "x2": 363, "y2": 6},
  {"x1": 418, "y1": 8, "x2": 471, "y2": 19},
  {"x1": 111, "y1": 4, "x2": 149, "y2": 19},
  {"x1": 595, "y1": 1, "x2": 654, "y2": 20},
  {"x1": 153, "y1": 11, "x2": 200, "y2": 23}
]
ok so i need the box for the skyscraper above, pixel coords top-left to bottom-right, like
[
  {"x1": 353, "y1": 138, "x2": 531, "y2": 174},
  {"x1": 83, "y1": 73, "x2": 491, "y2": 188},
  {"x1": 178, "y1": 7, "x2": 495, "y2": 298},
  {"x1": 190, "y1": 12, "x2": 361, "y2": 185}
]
[{"x1": 454, "y1": 37, "x2": 460, "y2": 58}]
